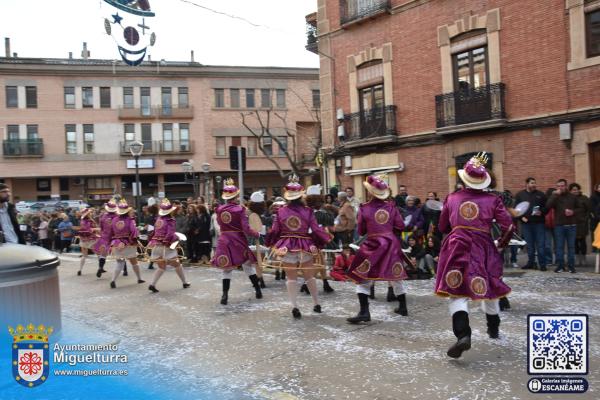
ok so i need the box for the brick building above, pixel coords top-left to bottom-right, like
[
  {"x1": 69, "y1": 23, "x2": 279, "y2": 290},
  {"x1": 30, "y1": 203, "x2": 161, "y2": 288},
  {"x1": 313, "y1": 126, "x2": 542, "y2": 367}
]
[
  {"x1": 0, "y1": 48, "x2": 320, "y2": 203},
  {"x1": 308, "y1": 0, "x2": 600, "y2": 200}
]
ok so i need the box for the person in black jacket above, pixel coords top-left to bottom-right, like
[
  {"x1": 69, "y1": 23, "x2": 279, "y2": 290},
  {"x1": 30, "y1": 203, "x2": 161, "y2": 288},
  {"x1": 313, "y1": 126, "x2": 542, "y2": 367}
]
[
  {"x1": 0, "y1": 183, "x2": 25, "y2": 244},
  {"x1": 515, "y1": 177, "x2": 547, "y2": 270},
  {"x1": 591, "y1": 183, "x2": 600, "y2": 251}
]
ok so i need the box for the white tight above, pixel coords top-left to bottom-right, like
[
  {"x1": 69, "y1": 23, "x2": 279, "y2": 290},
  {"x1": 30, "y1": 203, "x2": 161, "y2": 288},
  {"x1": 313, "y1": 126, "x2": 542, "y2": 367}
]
[
  {"x1": 221, "y1": 262, "x2": 256, "y2": 279},
  {"x1": 448, "y1": 297, "x2": 500, "y2": 316},
  {"x1": 356, "y1": 280, "x2": 406, "y2": 295}
]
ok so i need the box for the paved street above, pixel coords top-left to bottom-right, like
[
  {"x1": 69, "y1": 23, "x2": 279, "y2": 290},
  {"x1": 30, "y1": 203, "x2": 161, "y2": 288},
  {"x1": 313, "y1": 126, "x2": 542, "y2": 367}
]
[{"x1": 54, "y1": 253, "x2": 600, "y2": 400}]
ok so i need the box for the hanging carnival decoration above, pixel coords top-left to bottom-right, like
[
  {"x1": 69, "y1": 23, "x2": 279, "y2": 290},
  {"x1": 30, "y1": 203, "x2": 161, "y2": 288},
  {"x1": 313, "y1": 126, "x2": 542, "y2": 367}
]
[{"x1": 102, "y1": 0, "x2": 156, "y2": 66}]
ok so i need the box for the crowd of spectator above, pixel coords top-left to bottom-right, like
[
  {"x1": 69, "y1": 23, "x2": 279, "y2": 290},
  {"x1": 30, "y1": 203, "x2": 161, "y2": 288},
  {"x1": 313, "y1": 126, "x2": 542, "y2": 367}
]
[{"x1": 2, "y1": 178, "x2": 599, "y2": 277}]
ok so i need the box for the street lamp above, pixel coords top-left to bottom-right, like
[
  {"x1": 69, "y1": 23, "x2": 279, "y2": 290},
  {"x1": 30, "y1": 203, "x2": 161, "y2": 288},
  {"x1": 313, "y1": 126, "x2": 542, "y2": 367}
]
[
  {"x1": 129, "y1": 140, "x2": 144, "y2": 222},
  {"x1": 181, "y1": 161, "x2": 200, "y2": 199},
  {"x1": 201, "y1": 162, "x2": 211, "y2": 203},
  {"x1": 215, "y1": 176, "x2": 222, "y2": 203}
]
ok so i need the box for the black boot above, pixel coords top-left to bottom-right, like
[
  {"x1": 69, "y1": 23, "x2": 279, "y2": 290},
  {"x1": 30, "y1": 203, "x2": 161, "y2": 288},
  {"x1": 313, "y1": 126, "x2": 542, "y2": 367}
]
[
  {"x1": 221, "y1": 279, "x2": 231, "y2": 305},
  {"x1": 275, "y1": 270, "x2": 281, "y2": 280},
  {"x1": 394, "y1": 294, "x2": 408, "y2": 316},
  {"x1": 148, "y1": 262, "x2": 154, "y2": 270},
  {"x1": 486, "y1": 314, "x2": 501, "y2": 339},
  {"x1": 123, "y1": 264, "x2": 128, "y2": 276},
  {"x1": 386, "y1": 286, "x2": 395, "y2": 302},
  {"x1": 323, "y1": 279, "x2": 334, "y2": 293},
  {"x1": 369, "y1": 284, "x2": 375, "y2": 299},
  {"x1": 347, "y1": 293, "x2": 371, "y2": 324},
  {"x1": 499, "y1": 296, "x2": 511, "y2": 311},
  {"x1": 258, "y1": 277, "x2": 266, "y2": 288},
  {"x1": 249, "y1": 275, "x2": 263, "y2": 299},
  {"x1": 447, "y1": 311, "x2": 472, "y2": 358},
  {"x1": 300, "y1": 283, "x2": 309, "y2": 295},
  {"x1": 281, "y1": 270, "x2": 286, "y2": 280},
  {"x1": 96, "y1": 258, "x2": 106, "y2": 278}
]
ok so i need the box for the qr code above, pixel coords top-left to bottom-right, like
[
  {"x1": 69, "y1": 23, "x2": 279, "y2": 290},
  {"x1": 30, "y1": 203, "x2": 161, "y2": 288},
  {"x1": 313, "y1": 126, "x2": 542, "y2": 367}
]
[{"x1": 528, "y1": 315, "x2": 588, "y2": 375}]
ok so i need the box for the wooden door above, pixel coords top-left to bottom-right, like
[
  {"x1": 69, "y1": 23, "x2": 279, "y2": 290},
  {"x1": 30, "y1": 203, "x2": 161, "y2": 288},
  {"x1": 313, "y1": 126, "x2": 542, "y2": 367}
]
[{"x1": 590, "y1": 142, "x2": 600, "y2": 192}]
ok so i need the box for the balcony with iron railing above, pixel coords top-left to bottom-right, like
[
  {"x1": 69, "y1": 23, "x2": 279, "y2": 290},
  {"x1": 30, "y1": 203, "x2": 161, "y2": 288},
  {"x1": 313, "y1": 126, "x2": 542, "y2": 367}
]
[
  {"x1": 118, "y1": 105, "x2": 194, "y2": 120},
  {"x1": 342, "y1": 105, "x2": 397, "y2": 147},
  {"x1": 305, "y1": 12, "x2": 318, "y2": 54},
  {"x1": 340, "y1": 0, "x2": 391, "y2": 27},
  {"x1": 435, "y1": 83, "x2": 507, "y2": 133},
  {"x1": 119, "y1": 140, "x2": 195, "y2": 155},
  {"x1": 2, "y1": 139, "x2": 44, "y2": 157}
]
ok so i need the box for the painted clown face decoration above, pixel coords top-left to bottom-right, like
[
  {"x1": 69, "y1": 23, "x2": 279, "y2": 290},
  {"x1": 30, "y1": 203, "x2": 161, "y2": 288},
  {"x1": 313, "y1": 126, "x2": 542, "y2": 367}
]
[{"x1": 103, "y1": 0, "x2": 156, "y2": 66}]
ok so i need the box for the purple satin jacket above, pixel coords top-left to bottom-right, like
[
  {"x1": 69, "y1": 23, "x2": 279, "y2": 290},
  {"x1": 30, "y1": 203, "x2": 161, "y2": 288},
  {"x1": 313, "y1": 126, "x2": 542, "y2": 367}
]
[
  {"x1": 266, "y1": 203, "x2": 332, "y2": 253},
  {"x1": 110, "y1": 215, "x2": 138, "y2": 247},
  {"x1": 148, "y1": 215, "x2": 177, "y2": 247}
]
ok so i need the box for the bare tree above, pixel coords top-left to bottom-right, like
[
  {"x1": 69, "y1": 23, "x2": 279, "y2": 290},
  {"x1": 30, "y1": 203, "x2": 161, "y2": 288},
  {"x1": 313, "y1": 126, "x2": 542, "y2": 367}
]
[{"x1": 240, "y1": 87, "x2": 321, "y2": 179}]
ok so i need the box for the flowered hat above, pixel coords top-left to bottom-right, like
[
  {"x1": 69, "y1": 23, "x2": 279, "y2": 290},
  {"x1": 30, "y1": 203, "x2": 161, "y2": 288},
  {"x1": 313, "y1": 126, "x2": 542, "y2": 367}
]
[
  {"x1": 81, "y1": 208, "x2": 94, "y2": 219},
  {"x1": 116, "y1": 199, "x2": 132, "y2": 215},
  {"x1": 105, "y1": 197, "x2": 118, "y2": 213},
  {"x1": 363, "y1": 174, "x2": 390, "y2": 200},
  {"x1": 283, "y1": 175, "x2": 305, "y2": 201},
  {"x1": 158, "y1": 198, "x2": 178, "y2": 216},
  {"x1": 457, "y1": 152, "x2": 492, "y2": 190},
  {"x1": 221, "y1": 178, "x2": 240, "y2": 200}
]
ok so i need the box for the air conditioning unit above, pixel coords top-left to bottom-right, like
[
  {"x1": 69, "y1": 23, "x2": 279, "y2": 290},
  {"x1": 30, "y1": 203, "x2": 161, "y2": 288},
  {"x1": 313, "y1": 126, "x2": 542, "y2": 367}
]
[{"x1": 73, "y1": 177, "x2": 84, "y2": 186}]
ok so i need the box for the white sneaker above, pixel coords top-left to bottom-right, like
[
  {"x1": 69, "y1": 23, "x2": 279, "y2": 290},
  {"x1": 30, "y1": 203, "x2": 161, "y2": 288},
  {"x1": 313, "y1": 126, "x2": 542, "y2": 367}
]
[{"x1": 511, "y1": 263, "x2": 519, "y2": 268}]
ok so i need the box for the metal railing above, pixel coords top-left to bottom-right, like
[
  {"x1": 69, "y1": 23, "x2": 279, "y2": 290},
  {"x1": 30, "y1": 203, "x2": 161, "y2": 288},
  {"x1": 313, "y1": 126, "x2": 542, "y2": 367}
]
[
  {"x1": 2, "y1": 139, "x2": 44, "y2": 157},
  {"x1": 435, "y1": 83, "x2": 506, "y2": 128},
  {"x1": 119, "y1": 140, "x2": 194, "y2": 155},
  {"x1": 118, "y1": 105, "x2": 194, "y2": 119},
  {"x1": 343, "y1": 105, "x2": 397, "y2": 141},
  {"x1": 340, "y1": 0, "x2": 390, "y2": 25}
]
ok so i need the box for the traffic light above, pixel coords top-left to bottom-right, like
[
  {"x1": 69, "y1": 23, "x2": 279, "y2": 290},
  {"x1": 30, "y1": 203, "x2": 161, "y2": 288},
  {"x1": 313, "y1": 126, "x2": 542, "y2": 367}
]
[{"x1": 229, "y1": 146, "x2": 246, "y2": 171}]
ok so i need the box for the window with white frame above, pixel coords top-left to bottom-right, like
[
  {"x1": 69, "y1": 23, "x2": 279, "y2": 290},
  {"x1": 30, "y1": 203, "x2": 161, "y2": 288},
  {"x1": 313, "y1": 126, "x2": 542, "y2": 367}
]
[
  {"x1": 65, "y1": 124, "x2": 77, "y2": 154},
  {"x1": 82, "y1": 87, "x2": 93, "y2": 108},
  {"x1": 180, "y1": 123, "x2": 190, "y2": 151},
  {"x1": 64, "y1": 87, "x2": 75, "y2": 109},
  {"x1": 276, "y1": 89, "x2": 286, "y2": 108},
  {"x1": 216, "y1": 137, "x2": 226, "y2": 156},
  {"x1": 5, "y1": 86, "x2": 17, "y2": 108},
  {"x1": 83, "y1": 124, "x2": 94, "y2": 153}
]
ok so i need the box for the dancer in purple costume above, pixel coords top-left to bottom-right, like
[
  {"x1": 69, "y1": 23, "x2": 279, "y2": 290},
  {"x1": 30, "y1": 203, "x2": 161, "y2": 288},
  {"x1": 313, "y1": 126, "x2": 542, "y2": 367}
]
[{"x1": 435, "y1": 152, "x2": 514, "y2": 358}]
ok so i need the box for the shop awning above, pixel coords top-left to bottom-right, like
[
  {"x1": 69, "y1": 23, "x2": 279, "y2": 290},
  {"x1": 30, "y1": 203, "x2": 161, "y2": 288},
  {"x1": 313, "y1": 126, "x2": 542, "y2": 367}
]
[{"x1": 344, "y1": 164, "x2": 404, "y2": 176}]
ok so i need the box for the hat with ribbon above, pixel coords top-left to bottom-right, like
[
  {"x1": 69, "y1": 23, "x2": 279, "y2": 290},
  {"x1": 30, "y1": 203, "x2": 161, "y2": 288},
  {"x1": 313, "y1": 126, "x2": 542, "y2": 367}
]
[
  {"x1": 283, "y1": 174, "x2": 305, "y2": 201},
  {"x1": 116, "y1": 199, "x2": 132, "y2": 215},
  {"x1": 158, "y1": 198, "x2": 178, "y2": 216},
  {"x1": 105, "y1": 197, "x2": 118, "y2": 213},
  {"x1": 457, "y1": 152, "x2": 492, "y2": 190},
  {"x1": 221, "y1": 178, "x2": 240, "y2": 200},
  {"x1": 363, "y1": 174, "x2": 390, "y2": 200}
]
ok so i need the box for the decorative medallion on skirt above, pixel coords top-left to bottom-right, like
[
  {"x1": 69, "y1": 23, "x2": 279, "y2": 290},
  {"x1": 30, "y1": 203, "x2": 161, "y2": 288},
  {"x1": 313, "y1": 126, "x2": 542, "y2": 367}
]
[
  {"x1": 356, "y1": 260, "x2": 371, "y2": 274},
  {"x1": 98, "y1": 244, "x2": 106, "y2": 253},
  {"x1": 115, "y1": 220, "x2": 126, "y2": 230},
  {"x1": 220, "y1": 211, "x2": 232, "y2": 224},
  {"x1": 117, "y1": 242, "x2": 125, "y2": 249},
  {"x1": 459, "y1": 201, "x2": 479, "y2": 220},
  {"x1": 284, "y1": 216, "x2": 301, "y2": 231},
  {"x1": 217, "y1": 255, "x2": 230, "y2": 268},
  {"x1": 155, "y1": 219, "x2": 164, "y2": 229},
  {"x1": 445, "y1": 269, "x2": 463, "y2": 288},
  {"x1": 309, "y1": 245, "x2": 318, "y2": 255},
  {"x1": 275, "y1": 246, "x2": 289, "y2": 256},
  {"x1": 375, "y1": 209, "x2": 390, "y2": 224},
  {"x1": 392, "y1": 262, "x2": 404, "y2": 277},
  {"x1": 470, "y1": 276, "x2": 487, "y2": 295}
]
